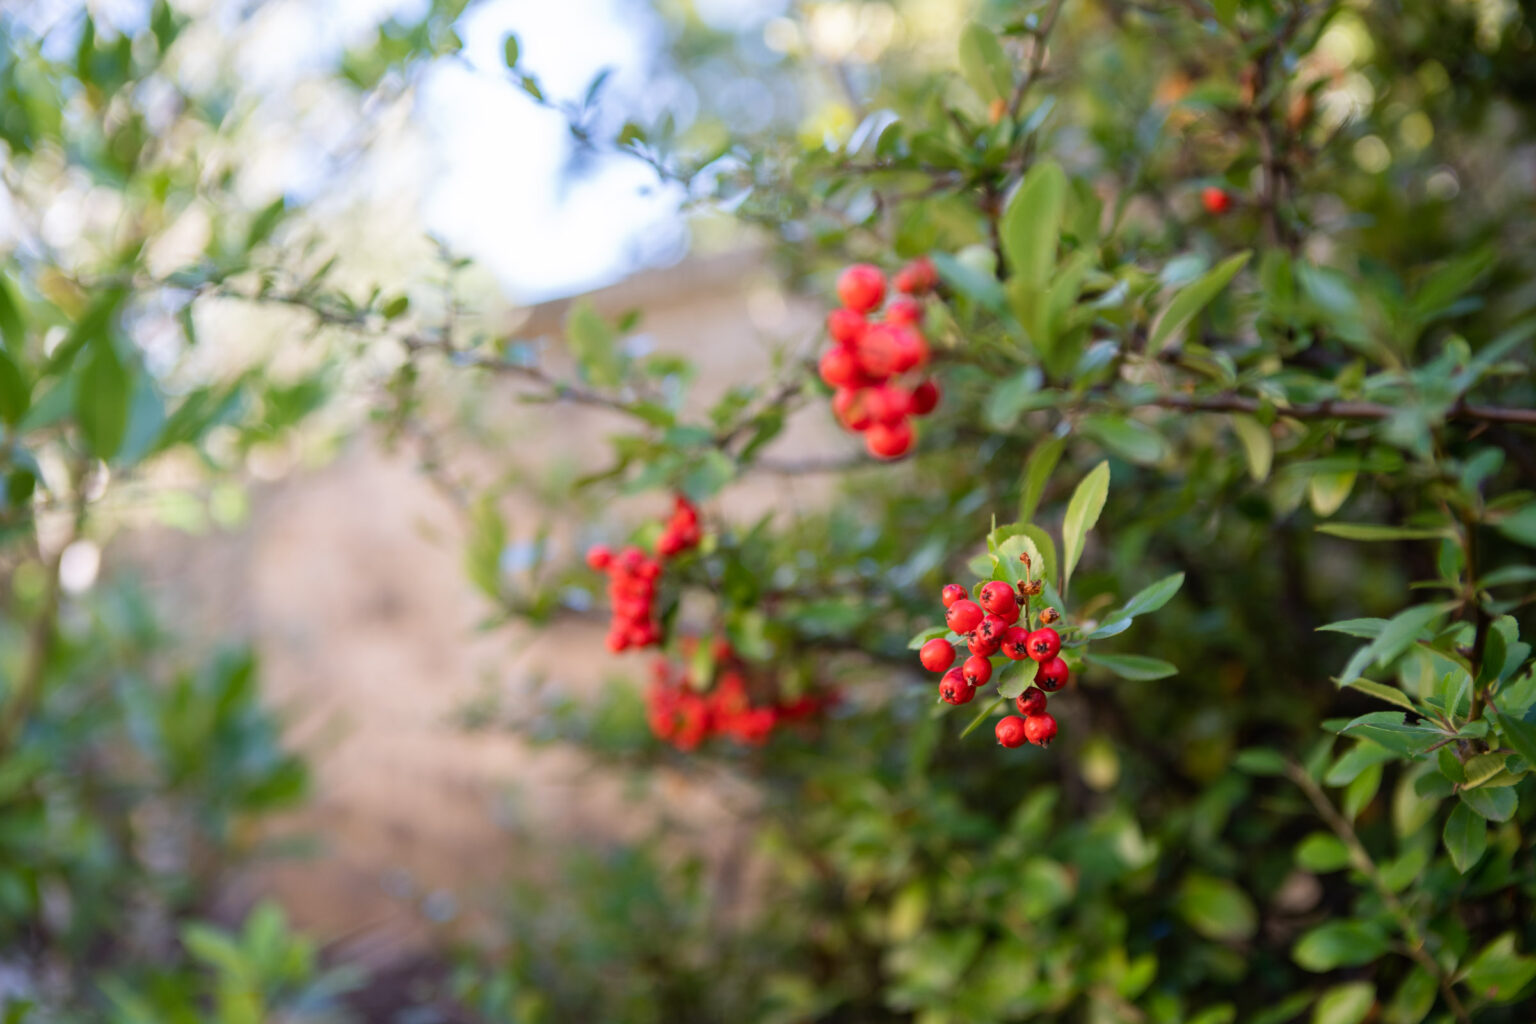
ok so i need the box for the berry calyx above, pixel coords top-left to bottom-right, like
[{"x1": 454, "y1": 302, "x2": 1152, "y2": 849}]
[
  {"x1": 946, "y1": 599, "x2": 984, "y2": 635},
  {"x1": 1202, "y1": 186, "x2": 1232, "y2": 215},
  {"x1": 1035, "y1": 656, "x2": 1070, "y2": 692},
  {"x1": 1038, "y1": 606, "x2": 1060, "y2": 625},
  {"x1": 1015, "y1": 686, "x2": 1048, "y2": 717},
  {"x1": 919, "y1": 638, "x2": 956, "y2": 673},
  {"x1": 1026, "y1": 627, "x2": 1061, "y2": 662},
  {"x1": 961, "y1": 654, "x2": 993, "y2": 687},
  {"x1": 941, "y1": 583, "x2": 968, "y2": 607},
  {"x1": 995, "y1": 715, "x2": 1028, "y2": 748},
  {"x1": 1024, "y1": 713, "x2": 1058, "y2": 747},
  {"x1": 1000, "y1": 626, "x2": 1031, "y2": 661},
  {"x1": 837, "y1": 263, "x2": 886, "y2": 313},
  {"x1": 939, "y1": 668, "x2": 976, "y2": 706}
]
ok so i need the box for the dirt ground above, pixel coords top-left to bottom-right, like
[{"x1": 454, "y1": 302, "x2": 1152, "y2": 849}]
[{"x1": 123, "y1": 252, "x2": 848, "y2": 967}]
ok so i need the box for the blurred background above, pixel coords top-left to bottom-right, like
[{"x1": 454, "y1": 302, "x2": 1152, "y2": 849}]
[{"x1": 2, "y1": 0, "x2": 1534, "y2": 1021}]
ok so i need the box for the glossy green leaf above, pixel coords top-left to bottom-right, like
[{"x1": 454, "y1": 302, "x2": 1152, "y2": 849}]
[
  {"x1": 1443, "y1": 801, "x2": 1487, "y2": 873},
  {"x1": 1231, "y1": 414, "x2": 1272, "y2": 481},
  {"x1": 1150, "y1": 251, "x2": 1250, "y2": 351},
  {"x1": 1062, "y1": 460, "x2": 1109, "y2": 595},
  {"x1": 1085, "y1": 652, "x2": 1177, "y2": 680},
  {"x1": 957, "y1": 22, "x2": 1013, "y2": 103},
  {"x1": 1114, "y1": 572, "x2": 1185, "y2": 620},
  {"x1": 1017, "y1": 435, "x2": 1064, "y2": 525},
  {"x1": 75, "y1": 339, "x2": 130, "y2": 459},
  {"x1": 1292, "y1": 921, "x2": 1390, "y2": 971},
  {"x1": 1001, "y1": 160, "x2": 1066, "y2": 287},
  {"x1": 1176, "y1": 873, "x2": 1257, "y2": 942},
  {"x1": 1463, "y1": 933, "x2": 1536, "y2": 1004}
]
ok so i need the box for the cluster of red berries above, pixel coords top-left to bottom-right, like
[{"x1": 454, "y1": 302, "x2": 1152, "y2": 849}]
[
  {"x1": 645, "y1": 644, "x2": 833, "y2": 751},
  {"x1": 821, "y1": 258, "x2": 942, "y2": 460},
  {"x1": 918, "y1": 578, "x2": 1070, "y2": 748},
  {"x1": 586, "y1": 496, "x2": 701, "y2": 652}
]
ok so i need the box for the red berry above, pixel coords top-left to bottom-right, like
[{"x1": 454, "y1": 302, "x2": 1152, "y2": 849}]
[
  {"x1": 863, "y1": 384, "x2": 911, "y2": 423},
  {"x1": 854, "y1": 323, "x2": 902, "y2": 379},
  {"x1": 885, "y1": 297, "x2": 923, "y2": 326},
  {"x1": 837, "y1": 263, "x2": 886, "y2": 313},
  {"x1": 968, "y1": 631, "x2": 1001, "y2": 658},
  {"x1": 586, "y1": 545, "x2": 613, "y2": 571},
  {"x1": 1024, "y1": 713, "x2": 1058, "y2": 747},
  {"x1": 864, "y1": 419, "x2": 913, "y2": 459},
  {"x1": 919, "y1": 638, "x2": 956, "y2": 673},
  {"x1": 941, "y1": 584, "x2": 968, "y2": 607},
  {"x1": 945, "y1": 599, "x2": 984, "y2": 634},
  {"x1": 976, "y1": 613, "x2": 1008, "y2": 646},
  {"x1": 962, "y1": 654, "x2": 992, "y2": 686},
  {"x1": 938, "y1": 668, "x2": 975, "y2": 706},
  {"x1": 1000, "y1": 626, "x2": 1031, "y2": 661},
  {"x1": 1016, "y1": 686, "x2": 1048, "y2": 717},
  {"x1": 894, "y1": 256, "x2": 937, "y2": 295},
  {"x1": 978, "y1": 581, "x2": 1017, "y2": 618},
  {"x1": 1035, "y1": 656, "x2": 1070, "y2": 692},
  {"x1": 909, "y1": 379, "x2": 940, "y2": 415},
  {"x1": 832, "y1": 387, "x2": 873, "y2": 431},
  {"x1": 819, "y1": 345, "x2": 863, "y2": 389},
  {"x1": 1026, "y1": 627, "x2": 1061, "y2": 662},
  {"x1": 618, "y1": 546, "x2": 645, "y2": 571},
  {"x1": 826, "y1": 307, "x2": 867, "y2": 345},
  {"x1": 995, "y1": 715, "x2": 1028, "y2": 748},
  {"x1": 1201, "y1": 186, "x2": 1232, "y2": 215},
  {"x1": 886, "y1": 325, "x2": 929, "y2": 374}
]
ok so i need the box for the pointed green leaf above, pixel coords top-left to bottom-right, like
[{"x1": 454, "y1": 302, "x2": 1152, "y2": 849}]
[
  {"x1": 1061, "y1": 460, "x2": 1109, "y2": 595},
  {"x1": 75, "y1": 339, "x2": 129, "y2": 459},
  {"x1": 1113, "y1": 572, "x2": 1185, "y2": 620},
  {"x1": 1017, "y1": 435, "x2": 1063, "y2": 524},
  {"x1": 1150, "y1": 251, "x2": 1250, "y2": 351},
  {"x1": 1292, "y1": 921, "x2": 1390, "y2": 971},
  {"x1": 1085, "y1": 652, "x2": 1177, "y2": 680},
  {"x1": 1177, "y1": 874, "x2": 1257, "y2": 942},
  {"x1": 957, "y1": 23, "x2": 1013, "y2": 103},
  {"x1": 1443, "y1": 801, "x2": 1487, "y2": 872},
  {"x1": 1001, "y1": 160, "x2": 1067, "y2": 287},
  {"x1": 1308, "y1": 471, "x2": 1356, "y2": 517},
  {"x1": 1231, "y1": 414, "x2": 1272, "y2": 481},
  {"x1": 1315, "y1": 523, "x2": 1452, "y2": 541},
  {"x1": 1312, "y1": 982, "x2": 1375, "y2": 1024}
]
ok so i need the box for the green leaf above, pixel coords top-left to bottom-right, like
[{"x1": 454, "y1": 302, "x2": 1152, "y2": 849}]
[
  {"x1": 1461, "y1": 752, "x2": 1507, "y2": 789},
  {"x1": 1292, "y1": 921, "x2": 1390, "y2": 971},
  {"x1": 1315, "y1": 523, "x2": 1451, "y2": 541},
  {"x1": 566, "y1": 301, "x2": 622, "y2": 387},
  {"x1": 1061, "y1": 460, "x2": 1109, "y2": 595},
  {"x1": 503, "y1": 33, "x2": 519, "y2": 67},
  {"x1": 1463, "y1": 933, "x2": 1536, "y2": 1004},
  {"x1": 984, "y1": 369, "x2": 1041, "y2": 430},
  {"x1": 1459, "y1": 785, "x2": 1516, "y2": 822},
  {"x1": 1233, "y1": 747, "x2": 1288, "y2": 776},
  {"x1": 1176, "y1": 873, "x2": 1257, "y2": 942},
  {"x1": 958, "y1": 695, "x2": 1007, "y2": 739},
  {"x1": 1150, "y1": 251, "x2": 1250, "y2": 352},
  {"x1": 1312, "y1": 982, "x2": 1375, "y2": 1024},
  {"x1": 957, "y1": 22, "x2": 1013, "y2": 103},
  {"x1": 1308, "y1": 471, "x2": 1356, "y2": 518},
  {"x1": 1343, "y1": 679, "x2": 1418, "y2": 713},
  {"x1": 1231, "y1": 414, "x2": 1272, "y2": 481},
  {"x1": 1078, "y1": 414, "x2": 1168, "y2": 465},
  {"x1": 1443, "y1": 801, "x2": 1487, "y2": 873},
  {"x1": 908, "y1": 626, "x2": 950, "y2": 650},
  {"x1": 0, "y1": 349, "x2": 30, "y2": 425},
  {"x1": 1318, "y1": 618, "x2": 1388, "y2": 639},
  {"x1": 996, "y1": 667, "x2": 1031, "y2": 700},
  {"x1": 1001, "y1": 160, "x2": 1067, "y2": 287},
  {"x1": 1338, "y1": 712, "x2": 1443, "y2": 756},
  {"x1": 1294, "y1": 832, "x2": 1351, "y2": 872},
  {"x1": 1492, "y1": 709, "x2": 1536, "y2": 771},
  {"x1": 1085, "y1": 652, "x2": 1177, "y2": 681},
  {"x1": 75, "y1": 339, "x2": 130, "y2": 459},
  {"x1": 1338, "y1": 603, "x2": 1456, "y2": 683},
  {"x1": 1017, "y1": 435, "x2": 1064, "y2": 525},
  {"x1": 0, "y1": 273, "x2": 25, "y2": 352},
  {"x1": 931, "y1": 252, "x2": 1008, "y2": 314},
  {"x1": 1114, "y1": 572, "x2": 1185, "y2": 619},
  {"x1": 1495, "y1": 503, "x2": 1536, "y2": 548},
  {"x1": 465, "y1": 495, "x2": 506, "y2": 600}
]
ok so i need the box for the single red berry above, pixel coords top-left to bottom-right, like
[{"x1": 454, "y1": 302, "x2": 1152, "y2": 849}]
[
  {"x1": 618, "y1": 546, "x2": 645, "y2": 572},
  {"x1": 969, "y1": 631, "x2": 1001, "y2": 657},
  {"x1": 832, "y1": 387, "x2": 873, "y2": 432},
  {"x1": 894, "y1": 256, "x2": 937, "y2": 295},
  {"x1": 909, "y1": 379, "x2": 940, "y2": 416},
  {"x1": 885, "y1": 324, "x2": 929, "y2": 374},
  {"x1": 837, "y1": 263, "x2": 886, "y2": 313},
  {"x1": 999, "y1": 626, "x2": 1031, "y2": 661},
  {"x1": 854, "y1": 323, "x2": 902, "y2": 379},
  {"x1": 885, "y1": 297, "x2": 923, "y2": 326},
  {"x1": 864, "y1": 419, "x2": 914, "y2": 459},
  {"x1": 1016, "y1": 686, "x2": 1048, "y2": 717},
  {"x1": 962, "y1": 654, "x2": 992, "y2": 687},
  {"x1": 586, "y1": 545, "x2": 613, "y2": 571},
  {"x1": 941, "y1": 584, "x2": 968, "y2": 607},
  {"x1": 1201, "y1": 186, "x2": 1232, "y2": 215},
  {"x1": 826, "y1": 307, "x2": 867, "y2": 345},
  {"x1": 995, "y1": 715, "x2": 1028, "y2": 748},
  {"x1": 1023, "y1": 712, "x2": 1058, "y2": 747},
  {"x1": 919, "y1": 638, "x2": 956, "y2": 673},
  {"x1": 819, "y1": 345, "x2": 863, "y2": 389},
  {"x1": 1026, "y1": 627, "x2": 1061, "y2": 662},
  {"x1": 978, "y1": 581, "x2": 1017, "y2": 618},
  {"x1": 1035, "y1": 656, "x2": 1070, "y2": 692},
  {"x1": 945, "y1": 599, "x2": 983, "y2": 635},
  {"x1": 976, "y1": 613, "x2": 1008, "y2": 646},
  {"x1": 939, "y1": 668, "x2": 975, "y2": 706},
  {"x1": 863, "y1": 384, "x2": 911, "y2": 424}
]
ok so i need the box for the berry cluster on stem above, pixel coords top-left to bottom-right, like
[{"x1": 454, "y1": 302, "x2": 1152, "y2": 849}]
[
  {"x1": 919, "y1": 557, "x2": 1070, "y2": 748},
  {"x1": 586, "y1": 495, "x2": 702, "y2": 652},
  {"x1": 646, "y1": 641, "x2": 833, "y2": 751},
  {"x1": 822, "y1": 258, "x2": 942, "y2": 460}
]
